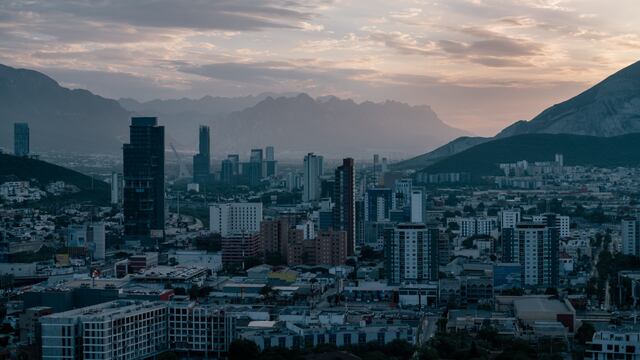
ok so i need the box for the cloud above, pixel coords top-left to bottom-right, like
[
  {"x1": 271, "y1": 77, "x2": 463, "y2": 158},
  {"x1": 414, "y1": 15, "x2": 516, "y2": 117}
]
[
  {"x1": 179, "y1": 61, "x2": 374, "y2": 85},
  {"x1": 1, "y1": 0, "x2": 319, "y2": 32}
]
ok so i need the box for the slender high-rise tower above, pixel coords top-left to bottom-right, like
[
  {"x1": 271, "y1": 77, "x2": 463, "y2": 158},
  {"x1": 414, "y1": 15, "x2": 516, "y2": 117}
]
[
  {"x1": 193, "y1": 125, "x2": 211, "y2": 183},
  {"x1": 303, "y1": 153, "x2": 323, "y2": 202},
  {"x1": 14, "y1": 122, "x2": 29, "y2": 156},
  {"x1": 123, "y1": 117, "x2": 165, "y2": 246},
  {"x1": 333, "y1": 158, "x2": 356, "y2": 255}
]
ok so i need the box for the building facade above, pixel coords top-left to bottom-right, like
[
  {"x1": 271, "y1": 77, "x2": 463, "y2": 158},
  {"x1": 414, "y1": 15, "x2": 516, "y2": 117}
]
[
  {"x1": 385, "y1": 223, "x2": 439, "y2": 285},
  {"x1": 333, "y1": 158, "x2": 356, "y2": 255},
  {"x1": 303, "y1": 153, "x2": 323, "y2": 202},
  {"x1": 503, "y1": 222, "x2": 559, "y2": 288},
  {"x1": 209, "y1": 202, "x2": 263, "y2": 237},
  {"x1": 123, "y1": 117, "x2": 165, "y2": 246},
  {"x1": 193, "y1": 125, "x2": 211, "y2": 184}
]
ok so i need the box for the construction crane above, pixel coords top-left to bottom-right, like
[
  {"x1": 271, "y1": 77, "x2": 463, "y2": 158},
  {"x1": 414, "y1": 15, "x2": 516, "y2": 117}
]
[{"x1": 170, "y1": 143, "x2": 191, "y2": 179}]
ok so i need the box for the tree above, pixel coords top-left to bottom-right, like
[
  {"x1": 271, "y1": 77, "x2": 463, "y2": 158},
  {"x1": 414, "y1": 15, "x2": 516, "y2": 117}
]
[
  {"x1": 575, "y1": 322, "x2": 596, "y2": 345},
  {"x1": 265, "y1": 252, "x2": 285, "y2": 266},
  {"x1": 173, "y1": 287, "x2": 186, "y2": 296},
  {"x1": 418, "y1": 346, "x2": 440, "y2": 360},
  {"x1": 228, "y1": 339, "x2": 260, "y2": 360},
  {"x1": 157, "y1": 352, "x2": 179, "y2": 360},
  {"x1": 188, "y1": 285, "x2": 200, "y2": 300}
]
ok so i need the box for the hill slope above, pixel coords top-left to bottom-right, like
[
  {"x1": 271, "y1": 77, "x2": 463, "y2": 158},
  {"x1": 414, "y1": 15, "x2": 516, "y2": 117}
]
[
  {"x1": 498, "y1": 61, "x2": 640, "y2": 138},
  {"x1": 390, "y1": 136, "x2": 489, "y2": 171},
  {"x1": 0, "y1": 64, "x2": 130, "y2": 154},
  {"x1": 417, "y1": 133, "x2": 640, "y2": 179},
  {"x1": 0, "y1": 153, "x2": 109, "y2": 201},
  {"x1": 400, "y1": 60, "x2": 640, "y2": 170}
]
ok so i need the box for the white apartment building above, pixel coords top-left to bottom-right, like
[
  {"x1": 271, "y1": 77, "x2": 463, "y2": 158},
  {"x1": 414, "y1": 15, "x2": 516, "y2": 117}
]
[
  {"x1": 622, "y1": 218, "x2": 639, "y2": 257},
  {"x1": 168, "y1": 301, "x2": 235, "y2": 355},
  {"x1": 455, "y1": 217, "x2": 498, "y2": 238},
  {"x1": 209, "y1": 202, "x2": 263, "y2": 236},
  {"x1": 41, "y1": 300, "x2": 168, "y2": 360},
  {"x1": 500, "y1": 209, "x2": 521, "y2": 230},
  {"x1": 41, "y1": 300, "x2": 237, "y2": 360},
  {"x1": 587, "y1": 331, "x2": 640, "y2": 360},
  {"x1": 386, "y1": 223, "x2": 439, "y2": 285},
  {"x1": 504, "y1": 223, "x2": 559, "y2": 288},
  {"x1": 533, "y1": 214, "x2": 570, "y2": 238},
  {"x1": 410, "y1": 189, "x2": 424, "y2": 223}
]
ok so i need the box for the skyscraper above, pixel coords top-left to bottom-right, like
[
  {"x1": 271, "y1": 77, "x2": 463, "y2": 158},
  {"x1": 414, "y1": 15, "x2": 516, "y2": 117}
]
[
  {"x1": 110, "y1": 172, "x2": 123, "y2": 205},
  {"x1": 265, "y1": 146, "x2": 277, "y2": 177},
  {"x1": 192, "y1": 125, "x2": 210, "y2": 183},
  {"x1": 333, "y1": 158, "x2": 356, "y2": 255},
  {"x1": 303, "y1": 153, "x2": 323, "y2": 202},
  {"x1": 250, "y1": 148, "x2": 264, "y2": 180},
  {"x1": 13, "y1": 122, "x2": 29, "y2": 156},
  {"x1": 227, "y1": 154, "x2": 240, "y2": 175},
  {"x1": 123, "y1": 117, "x2": 165, "y2": 246}
]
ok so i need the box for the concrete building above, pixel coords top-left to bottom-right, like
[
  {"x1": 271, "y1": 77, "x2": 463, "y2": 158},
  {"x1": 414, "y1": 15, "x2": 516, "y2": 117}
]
[
  {"x1": 209, "y1": 202, "x2": 263, "y2": 236},
  {"x1": 587, "y1": 330, "x2": 640, "y2": 360},
  {"x1": 534, "y1": 213, "x2": 570, "y2": 238},
  {"x1": 333, "y1": 158, "x2": 356, "y2": 255},
  {"x1": 20, "y1": 306, "x2": 53, "y2": 345},
  {"x1": 385, "y1": 223, "x2": 439, "y2": 285},
  {"x1": 364, "y1": 187, "x2": 393, "y2": 222},
  {"x1": 410, "y1": 189, "x2": 424, "y2": 223},
  {"x1": 123, "y1": 117, "x2": 165, "y2": 246},
  {"x1": 622, "y1": 217, "x2": 640, "y2": 257},
  {"x1": 41, "y1": 300, "x2": 168, "y2": 360},
  {"x1": 500, "y1": 209, "x2": 521, "y2": 230},
  {"x1": 110, "y1": 172, "x2": 123, "y2": 205},
  {"x1": 503, "y1": 222, "x2": 559, "y2": 288},
  {"x1": 303, "y1": 153, "x2": 323, "y2": 202},
  {"x1": 192, "y1": 125, "x2": 211, "y2": 184},
  {"x1": 221, "y1": 233, "x2": 263, "y2": 264}
]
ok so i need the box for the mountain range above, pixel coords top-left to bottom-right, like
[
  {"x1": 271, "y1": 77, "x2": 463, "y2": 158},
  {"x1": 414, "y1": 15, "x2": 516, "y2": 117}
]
[
  {"x1": 0, "y1": 63, "x2": 468, "y2": 158},
  {"x1": 394, "y1": 60, "x2": 640, "y2": 171},
  {"x1": 120, "y1": 93, "x2": 468, "y2": 158}
]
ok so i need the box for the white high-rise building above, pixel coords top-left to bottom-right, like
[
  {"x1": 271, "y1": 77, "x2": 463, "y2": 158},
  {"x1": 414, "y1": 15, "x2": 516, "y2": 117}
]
[
  {"x1": 410, "y1": 190, "x2": 424, "y2": 223},
  {"x1": 209, "y1": 202, "x2": 263, "y2": 236},
  {"x1": 110, "y1": 172, "x2": 122, "y2": 205},
  {"x1": 621, "y1": 218, "x2": 639, "y2": 257},
  {"x1": 533, "y1": 214, "x2": 570, "y2": 238},
  {"x1": 504, "y1": 223, "x2": 559, "y2": 288},
  {"x1": 587, "y1": 331, "x2": 640, "y2": 360},
  {"x1": 89, "y1": 223, "x2": 105, "y2": 261},
  {"x1": 500, "y1": 209, "x2": 521, "y2": 230},
  {"x1": 303, "y1": 153, "x2": 323, "y2": 202},
  {"x1": 385, "y1": 223, "x2": 439, "y2": 285}
]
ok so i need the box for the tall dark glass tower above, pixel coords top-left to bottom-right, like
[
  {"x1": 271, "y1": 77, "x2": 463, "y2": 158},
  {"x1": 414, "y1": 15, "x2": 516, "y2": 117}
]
[
  {"x1": 333, "y1": 158, "x2": 356, "y2": 255},
  {"x1": 14, "y1": 122, "x2": 29, "y2": 156},
  {"x1": 123, "y1": 117, "x2": 165, "y2": 246},
  {"x1": 193, "y1": 125, "x2": 211, "y2": 183}
]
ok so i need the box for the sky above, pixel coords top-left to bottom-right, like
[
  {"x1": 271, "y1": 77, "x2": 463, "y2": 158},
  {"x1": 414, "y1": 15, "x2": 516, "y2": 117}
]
[{"x1": 1, "y1": 0, "x2": 640, "y2": 136}]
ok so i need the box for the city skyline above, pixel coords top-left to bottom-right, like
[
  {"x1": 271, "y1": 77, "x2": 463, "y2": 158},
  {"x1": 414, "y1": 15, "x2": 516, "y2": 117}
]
[{"x1": 2, "y1": 1, "x2": 640, "y2": 135}]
